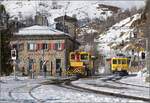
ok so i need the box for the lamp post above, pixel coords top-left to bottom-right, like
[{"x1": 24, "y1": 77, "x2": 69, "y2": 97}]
[
  {"x1": 63, "y1": 2, "x2": 70, "y2": 72},
  {"x1": 32, "y1": 43, "x2": 36, "y2": 79},
  {"x1": 42, "y1": 42, "x2": 45, "y2": 78}
]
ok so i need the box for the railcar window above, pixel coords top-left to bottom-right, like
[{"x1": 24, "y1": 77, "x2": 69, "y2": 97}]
[
  {"x1": 113, "y1": 59, "x2": 117, "y2": 64},
  {"x1": 118, "y1": 59, "x2": 121, "y2": 64},
  {"x1": 122, "y1": 59, "x2": 126, "y2": 64},
  {"x1": 81, "y1": 54, "x2": 88, "y2": 60},
  {"x1": 76, "y1": 54, "x2": 80, "y2": 60},
  {"x1": 71, "y1": 54, "x2": 75, "y2": 60}
]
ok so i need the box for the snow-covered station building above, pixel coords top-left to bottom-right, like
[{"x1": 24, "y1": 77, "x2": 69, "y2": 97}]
[{"x1": 11, "y1": 25, "x2": 80, "y2": 76}]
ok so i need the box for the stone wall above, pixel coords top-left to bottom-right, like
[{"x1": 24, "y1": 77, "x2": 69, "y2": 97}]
[{"x1": 13, "y1": 39, "x2": 67, "y2": 76}]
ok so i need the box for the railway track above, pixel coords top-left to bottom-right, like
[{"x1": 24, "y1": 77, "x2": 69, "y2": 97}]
[
  {"x1": 8, "y1": 85, "x2": 27, "y2": 103},
  {"x1": 6, "y1": 76, "x2": 150, "y2": 103},
  {"x1": 100, "y1": 74, "x2": 150, "y2": 89},
  {"x1": 28, "y1": 79, "x2": 67, "y2": 103},
  {"x1": 113, "y1": 80, "x2": 150, "y2": 88},
  {"x1": 52, "y1": 76, "x2": 150, "y2": 102},
  {"x1": 64, "y1": 81, "x2": 150, "y2": 102},
  {"x1": 8, "y1": 84, "x2": 42, "y2": 103},
  {"x1": 28, "y1": 84, "x2": 44, "y2": 103},
  {"x1": 6, "y1": 78, "x2": 75, "y2": 103}
]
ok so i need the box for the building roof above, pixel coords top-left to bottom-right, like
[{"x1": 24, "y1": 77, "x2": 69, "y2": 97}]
[
  {"x1": 14, "y1": 25, "x2": 67, "y2": 35},
  {"x1": 54, "y1": 15, "x2": 77, "y2": 22},
  {"x1": 13, "y1": 25, "x2": 80, "y2": 45}
]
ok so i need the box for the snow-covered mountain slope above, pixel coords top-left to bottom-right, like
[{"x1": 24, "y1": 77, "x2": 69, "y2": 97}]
[
  {"x1": 96, "y1": 13, "x2": 141, "y2": 56},
  {"x1": 78, "y1": 26, "x2": 98, "y2": 36},
  {"x1": 1, "y1": 1, "x2": 116, "y2": 24}
]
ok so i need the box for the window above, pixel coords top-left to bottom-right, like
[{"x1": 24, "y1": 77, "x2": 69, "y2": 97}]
[
  {"x1": 122, "y1": 59, "x2": 126, "y2": 64},
  {"x1": 113, "y1": 59, "x2": 117, "y2": 64},
  {"x1": 118, "y1": 59, "x2": 121, "y2": 64},
  {"x1": 12, "y1": 43, "x2": 24, "y2": 51},
  {"x1": 141, "y1": 52, "x2": 145, "y2": 59},
  {"x1": 81, "y1": 54, "x2": 89, "y2": 60},
  {"x1": 71, "y1": 54, "x2": 75, "y2": 60},
  {"x1": 43, "y1": 43, "x2": 48, "y2": 50},
  {"x1": 75, "y1": 53, "x2": 80, "y2": 61},
  {"x1": 27, "y1": 43, "x2": 36, "y2": 51},
  {"x1": 55, "y1": 42, "x2": 61, "y2": 50},
  {"x1": 51, "y1": 42, "x2": 65, "y2": 51}
]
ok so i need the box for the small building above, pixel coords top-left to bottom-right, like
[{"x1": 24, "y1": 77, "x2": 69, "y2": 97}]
[
  {"x1": 35, "y1": 12, "x2": 48, "y2": 26},
  {"x1": 54, "y1": 15, "x2": 78, "y2": 39},
  {"x1": 11, "y1": 25, "x2": 80, "y2": 76}
]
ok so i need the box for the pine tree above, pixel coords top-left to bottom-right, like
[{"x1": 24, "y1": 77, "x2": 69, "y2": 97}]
[
  {"x1": 0, "y1": 4, "x2": 13, "y2": 76},
  {"x1": 1, "y1": 30, "x2": 13, "y2": 76}
]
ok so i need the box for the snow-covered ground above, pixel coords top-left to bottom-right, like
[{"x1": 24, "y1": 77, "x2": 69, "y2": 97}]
[
  {"x1": 31, "y1": 84, "x2": 143, "y2": 103},
  {"x1": 0, "y1": 76, "x2": 55, "y2": 103},
  {"x1": 71, "y1": 74, "x2": 150, "y2": 101},
  {"x1": 121, "y1": 74, "x2": 150, "y2": 87},
  {"x1": 1, "y1": 75, "x2": 148, "y2": 103}
]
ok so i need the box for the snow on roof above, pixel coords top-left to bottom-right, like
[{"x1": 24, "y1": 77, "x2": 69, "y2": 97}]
[{"x1": 14, "y1": 25, "x2": 66, "y2": 35}]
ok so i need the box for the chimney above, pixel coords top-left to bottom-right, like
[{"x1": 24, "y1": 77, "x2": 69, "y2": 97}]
[{"x1": 34, "y1": 12, "x2": 48, "y2": 26}]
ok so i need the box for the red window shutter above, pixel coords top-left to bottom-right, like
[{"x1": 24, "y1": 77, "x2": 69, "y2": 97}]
[
  {"x1": 61, "y1": 43, "x2": 65, "y2": 50},
  {"x1": 36, "y1": 44, "x2": 40, "y2": 50},
  {"x1": 40, "y1": 43, "x2": 43, "y2": 49},
  {"x1": 52, "y1": 43, "x2": 55, "y2": 50}
]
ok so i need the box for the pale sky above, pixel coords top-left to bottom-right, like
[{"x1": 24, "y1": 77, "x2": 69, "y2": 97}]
[
  {"x1": 0, "y1": 0, "x2": 146, "y2": 11},
  {"x1": 98, "y1": 0, "x2": 146, "y2": 10}
]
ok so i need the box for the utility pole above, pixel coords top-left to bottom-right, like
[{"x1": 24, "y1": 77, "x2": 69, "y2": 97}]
[
  {"x1": 145, "y1": 38, "x2": 149, "y2": 75},
  {"x1": 63, "y1": 3, "x2": 69, "y2": 72},
  {"x1": 42, "y1": 42, "x2": 45, "y2": 77}
]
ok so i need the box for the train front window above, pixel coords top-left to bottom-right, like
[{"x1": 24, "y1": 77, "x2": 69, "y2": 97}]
[
  {"x1": 76, "y1": 53, "x2": 80, "y2": 61},
  {"x1": 118, "y1": 59, "x2": 121, "y2": 64},
  {"x1": 122, "y1": 59, "x2": 127, "y2": 64},
  {"x1": 113, "y1": 59, "x2": 117, "y2": 64},
  {"x1": 71, "y1": 54, "x2": 75, "y2": 60},
  {"x1": 81, "y1": 54, "x2": 88, "y2": 60}
]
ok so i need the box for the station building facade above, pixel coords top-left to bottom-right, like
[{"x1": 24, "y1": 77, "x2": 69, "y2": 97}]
[{"x1": 11, "y1": 25, "x2": 80, "y2": 76}]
